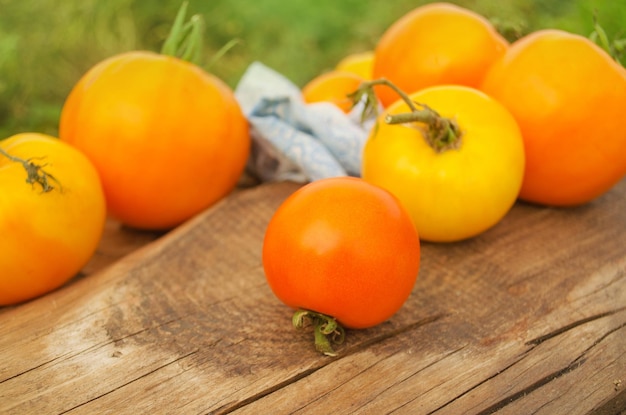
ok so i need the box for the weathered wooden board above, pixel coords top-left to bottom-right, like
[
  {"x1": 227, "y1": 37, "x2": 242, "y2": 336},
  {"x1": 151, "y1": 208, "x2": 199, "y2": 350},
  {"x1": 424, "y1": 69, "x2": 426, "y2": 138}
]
[
  {"x1": 79, "y1": 218, "x2": 163, "y2": 278},
  {"x1": 1, "y1": 179, "x2": 625, "y2": 415}
]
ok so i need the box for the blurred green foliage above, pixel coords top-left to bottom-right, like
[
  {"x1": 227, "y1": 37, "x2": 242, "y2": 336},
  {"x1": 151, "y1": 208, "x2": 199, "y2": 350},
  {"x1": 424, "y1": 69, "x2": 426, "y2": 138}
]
[{"x1": 0, "y1": 0, "x2": 624, "y2": 138}]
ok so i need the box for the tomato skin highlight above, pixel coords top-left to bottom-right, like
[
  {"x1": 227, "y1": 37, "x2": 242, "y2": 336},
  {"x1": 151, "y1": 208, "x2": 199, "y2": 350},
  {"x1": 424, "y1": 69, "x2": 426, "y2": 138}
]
[
  {"x1": 0, "y1": 133, "x2": 106, "y2": 306},
  {"x1": 60, "y1": 51, "x2": 250, "y2": 230},
  {"x1": 362, "y1": 85, "x2": 525, "y2": 243},
  {"x1": 262, "y1": 177, "x2": 420, "y2": 329},
  {"x1": 481, "y1": 29, "x2": 626, "y2": 206}
]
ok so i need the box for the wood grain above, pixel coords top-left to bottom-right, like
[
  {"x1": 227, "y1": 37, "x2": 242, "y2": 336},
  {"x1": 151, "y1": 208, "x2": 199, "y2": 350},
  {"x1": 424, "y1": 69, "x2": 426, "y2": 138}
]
[
  {"x1": 80, "y1": 218, "x2": 164, "y2": 277},
  {"x1": 1, "y1": 179, "x2": 625, "y2": 415}
]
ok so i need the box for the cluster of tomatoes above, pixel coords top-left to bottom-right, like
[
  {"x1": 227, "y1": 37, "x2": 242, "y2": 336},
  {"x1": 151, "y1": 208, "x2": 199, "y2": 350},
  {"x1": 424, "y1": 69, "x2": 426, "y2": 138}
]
[
  {"x1": 2, "y1": 2, "x2": 625, "y2": 357},
  {"x1": 0, "y1": 4, "x2": 250, "y2": 306},
  {"x1": 300, "y1": 2, "x2": 626, "y2": 242},
  {"x1": 265, "y1": 2, "x2": 626, "y2": 354}
]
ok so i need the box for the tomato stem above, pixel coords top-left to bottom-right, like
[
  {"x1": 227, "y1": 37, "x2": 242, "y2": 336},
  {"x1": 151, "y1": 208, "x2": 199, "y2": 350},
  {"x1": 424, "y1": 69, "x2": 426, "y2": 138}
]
[
  {"x1": 385, "y1": 104, "x2": 461, "y2": 152},
  {"x1": 0, "y1": 147, "x2": 60, "y2": 193},
  {"x1": 351, "y1": 78, "x2": 462, "y2": 153},
  {"x1": 293, "y1": 309, "x2": 345, "y2": 356}
]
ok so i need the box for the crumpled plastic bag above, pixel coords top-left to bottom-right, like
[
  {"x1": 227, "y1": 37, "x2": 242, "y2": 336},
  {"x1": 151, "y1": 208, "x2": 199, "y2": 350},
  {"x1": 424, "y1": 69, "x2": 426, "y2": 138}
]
[{"x1": 234, "y1": 61, "x2": 374, "y2": 183}]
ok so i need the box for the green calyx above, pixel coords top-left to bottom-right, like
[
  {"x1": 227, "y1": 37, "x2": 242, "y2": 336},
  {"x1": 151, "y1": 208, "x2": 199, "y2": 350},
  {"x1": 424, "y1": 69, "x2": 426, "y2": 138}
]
[{"x1": 293, "y1": 309, "x2": 346, "y2": 357}]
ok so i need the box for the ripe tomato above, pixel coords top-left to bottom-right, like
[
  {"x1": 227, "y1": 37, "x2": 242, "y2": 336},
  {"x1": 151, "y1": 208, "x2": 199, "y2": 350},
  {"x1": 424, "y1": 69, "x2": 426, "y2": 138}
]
[
  {"x1": 263, "y1": 177, "x2": 420, "y2": 331},
  {"x1": 373, "y1": 2, "x2": 508, "y2": 107},
  {"x1": 0, "y1": 133, "x2": 106, "y2": 306},
  {"x1": 480, "y1": 29, "x2": 626, "y2": 206},
  {"x1": 59, "y1": 51, "x2": 250, "y2": 230},
  {"x1": 301, "y1": 70, "x2": 366, "y2": 113},
  {"x1": 362, "y1": 85, "x2": 525, "y2": 242}
]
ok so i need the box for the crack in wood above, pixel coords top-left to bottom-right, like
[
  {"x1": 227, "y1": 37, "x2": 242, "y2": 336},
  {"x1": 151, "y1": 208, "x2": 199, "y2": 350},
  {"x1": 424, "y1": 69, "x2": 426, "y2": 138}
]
[
  {"x1": 0, "y1": 308, "x2": 166, "y2": 383},
  {"x1": 55, "y1": 349, "x2": 199, "y2": 414},
  {"x1": 424, "y1": 350, "x2": 529, "y2": 415},
  {"x1": 473, "y1": 357, "x2": 588, "y2": 415},
  {"x1": 0, "y1": 310, "x2": 164, "y2": 385},
  {"x1": 473, "y1": 321, "x2": 626, "y2": 415},
  {"x1": 526, "y1": 307, "x2": 626, "y2": 346},
  {"x1": 589, "y1": 387, "x2": 626, "y2": 415},
  {"x1": 313, "y1": 344, "x2": 469, "y2": 415},
  {"x1": 0, "y1": 354, "x2": 72, "y2": 384},
  {"x1": 364, "y1": 344, "x2": 467, "y2": 415},
  {"x1": 207, "y1": 365, "x2": 322, "y2": 415},
  {"x1": 424, "y1": 317, "x2": 626, "y2": 415}
]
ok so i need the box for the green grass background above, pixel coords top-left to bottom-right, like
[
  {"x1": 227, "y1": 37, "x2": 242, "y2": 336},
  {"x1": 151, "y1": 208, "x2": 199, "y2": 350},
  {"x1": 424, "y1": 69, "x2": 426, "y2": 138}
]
[{"x1": 0, "y1": 0, "x2": 624, "y2": 139}]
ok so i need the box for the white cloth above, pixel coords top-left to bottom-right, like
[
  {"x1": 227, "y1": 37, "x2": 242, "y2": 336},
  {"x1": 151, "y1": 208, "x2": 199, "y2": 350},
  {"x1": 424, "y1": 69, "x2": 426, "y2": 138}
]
[{"x1": 234, "y1": 61, "x2": 373, "y2": 183}]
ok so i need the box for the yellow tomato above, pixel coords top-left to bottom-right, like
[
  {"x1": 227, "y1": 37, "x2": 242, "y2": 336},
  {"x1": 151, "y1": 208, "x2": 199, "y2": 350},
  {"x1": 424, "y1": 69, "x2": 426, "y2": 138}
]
[
  {"x1": 0, "y1": 133, "x2": 106, "y2": 305},
  {"x1": 362, "y1": 85, "x2": 525, "y2": 242}
]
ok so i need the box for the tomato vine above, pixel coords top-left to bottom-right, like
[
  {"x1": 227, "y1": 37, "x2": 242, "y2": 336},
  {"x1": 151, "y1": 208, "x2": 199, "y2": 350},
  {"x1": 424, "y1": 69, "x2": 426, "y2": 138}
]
[
  {"x1": 350, "y1": 78, "x2": 463, "y2": 152},
  {"x1": 0, "y1": 147, "x2": 60, "y2": 193}
]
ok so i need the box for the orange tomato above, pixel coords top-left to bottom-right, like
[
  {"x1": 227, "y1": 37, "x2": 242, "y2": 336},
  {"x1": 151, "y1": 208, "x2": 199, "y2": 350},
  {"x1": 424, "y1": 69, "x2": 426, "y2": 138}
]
[
  {"x1": 0, "y1": 133, "x2": 106, "y2": 306},
  {"x1": 373, "y1": 2, "x2": 508, "y2": 107},
  {"x1": 481, "y1": 29, "x2": 626, "y2": 206},
  {"x1": 335, "y1": 51, "x2": 375, "y2": 80},
  {"x1": 263, "y1": 177, "x2": 420, "y2": 330},
  {"x1": 59, "y1": 51, "x2": 250, "y2": 230},
  {"x1": 301, "y1": 70, "x2": 366, "y2": 113}
]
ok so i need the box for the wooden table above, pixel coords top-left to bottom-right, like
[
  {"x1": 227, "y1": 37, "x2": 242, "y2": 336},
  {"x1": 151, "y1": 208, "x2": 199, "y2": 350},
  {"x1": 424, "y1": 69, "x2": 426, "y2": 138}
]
[{"x1": 1, "y1": 179, "x2": 625, "y2": 415}]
